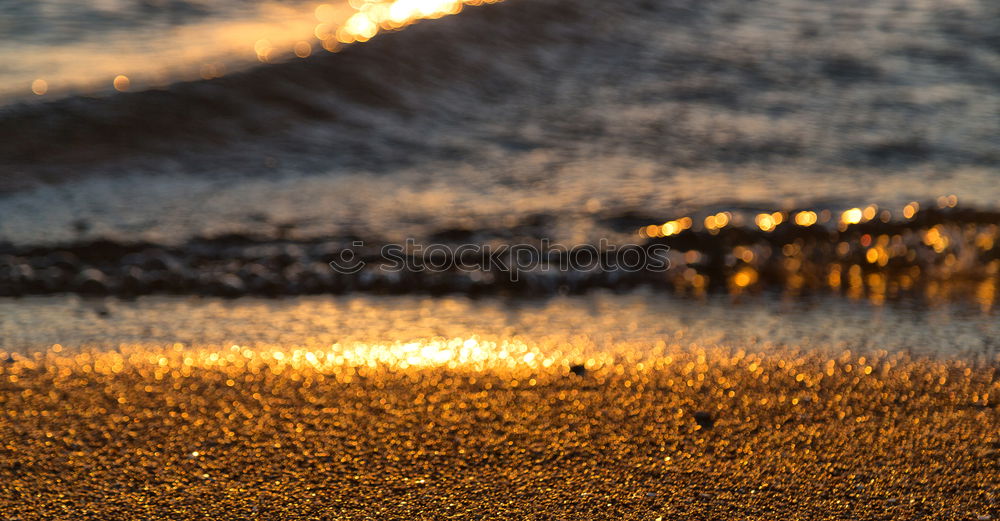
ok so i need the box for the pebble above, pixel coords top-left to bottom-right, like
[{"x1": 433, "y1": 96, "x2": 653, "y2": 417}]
[{"x1": 692, "y1": 411, "x2": 714, "y2": 429}]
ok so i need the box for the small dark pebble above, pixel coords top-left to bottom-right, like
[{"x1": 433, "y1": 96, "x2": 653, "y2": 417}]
[
  {"x1": 693, "y1": 411, "x2": 714, "y2": 429},
  {"x1": 94, "y1": 303, "x2": 111, "y2": 318}
]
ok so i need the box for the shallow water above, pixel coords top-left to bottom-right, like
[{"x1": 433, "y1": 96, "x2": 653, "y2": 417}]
[{"x1": 2, "y1": 0, "x2": 999, "y2": 346}]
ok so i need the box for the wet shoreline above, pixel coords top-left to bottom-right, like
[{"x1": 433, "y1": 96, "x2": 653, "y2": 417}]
[{"x1": 2, "y1": 203, "x2": 996, "y2": 311}]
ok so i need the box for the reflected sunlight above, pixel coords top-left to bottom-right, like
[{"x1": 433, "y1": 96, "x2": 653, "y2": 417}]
[{"x1": 7, "y1": 0, "x2": 502, "y2": 100}]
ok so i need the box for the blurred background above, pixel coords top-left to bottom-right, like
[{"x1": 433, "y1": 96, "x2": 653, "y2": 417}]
[{"x1": 1, "y1": 0, "x2": 998, "y2": 307}]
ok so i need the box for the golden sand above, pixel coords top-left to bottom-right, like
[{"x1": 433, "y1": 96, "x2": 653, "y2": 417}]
[{"x1": 1, "y1": 340, "x2": 997, "y2": 519}]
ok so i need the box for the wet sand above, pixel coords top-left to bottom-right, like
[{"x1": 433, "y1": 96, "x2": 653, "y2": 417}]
[{"x1": 1, "y1": 295, "x2": 997, "y2": 519}]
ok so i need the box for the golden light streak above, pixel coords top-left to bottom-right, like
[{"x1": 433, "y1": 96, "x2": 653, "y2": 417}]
[
  {"x1": 326, "y1": 0, "x2": 502, "y2": 45},
  {"x1": 13, "y1": 0, "x2": 502, "y2": 98}
]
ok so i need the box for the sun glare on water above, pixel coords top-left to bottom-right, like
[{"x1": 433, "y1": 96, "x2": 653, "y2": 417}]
[
  {"x1": 310, "y1": 0, "x2": 501, "y2": 51},
  {"x1": 255, "y1": 0, "x2": 504, "y2": 62},
  {"x1": 19, "y1": 0, "x2": 501, "y2": 99}
]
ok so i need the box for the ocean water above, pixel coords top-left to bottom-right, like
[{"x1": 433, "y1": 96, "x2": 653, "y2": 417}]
[
  {"x1": 1, "y1": 0, "x2": 999, "y2": 340},
  {"x1": 3, "y1": 0, "x2": 999, "y2": 214}
]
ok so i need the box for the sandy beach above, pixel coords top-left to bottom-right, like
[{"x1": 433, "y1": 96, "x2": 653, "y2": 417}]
[
  {"x1": 0, "y1": 295, "x2": 997, "y2": 518},
  {"x1": 3, "y1": 339, "x2": 997, "y2": 519}
]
